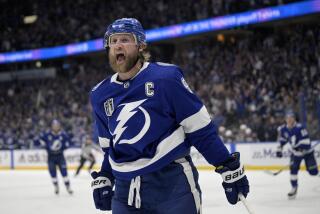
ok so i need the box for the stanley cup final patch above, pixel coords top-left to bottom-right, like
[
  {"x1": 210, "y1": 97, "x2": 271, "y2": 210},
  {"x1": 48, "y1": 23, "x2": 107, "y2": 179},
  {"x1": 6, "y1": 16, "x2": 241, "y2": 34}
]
[{"x1": 104, "y1": 98, "x2": 114, "y2": 116}]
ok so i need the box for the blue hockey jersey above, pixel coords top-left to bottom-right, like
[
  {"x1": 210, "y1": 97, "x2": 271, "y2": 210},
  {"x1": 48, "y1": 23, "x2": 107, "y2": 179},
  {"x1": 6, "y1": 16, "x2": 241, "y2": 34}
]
[
  {"x1": 90, "y1": 62, "x2": 230, "y2": 180},
  {"x1": 278, "y1": 122, "x2": 312, "y2": 155},
  {"x1": 38, "y1": 131, "x2": 71, "y2": 156}
]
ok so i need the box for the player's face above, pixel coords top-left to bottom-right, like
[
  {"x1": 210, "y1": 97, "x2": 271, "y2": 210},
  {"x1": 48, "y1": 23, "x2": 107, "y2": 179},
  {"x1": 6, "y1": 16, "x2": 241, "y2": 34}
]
[
  {"x1": 51, "y1": 123, "x2": 61, "y2": 133},
  {"x1": 285, "y1": 116, "x2": 295, "y2": 128},
  {"x1": 108, "y1": 33, "x2": 139, "y2": 74},
  {"x1": 85, "y1": 138, "x2": 92, "y2": 144}
]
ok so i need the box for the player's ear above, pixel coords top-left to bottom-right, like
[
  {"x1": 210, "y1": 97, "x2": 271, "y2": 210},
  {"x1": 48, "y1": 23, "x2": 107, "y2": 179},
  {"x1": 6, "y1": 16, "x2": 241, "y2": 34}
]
[{"x1": 139, "y1": 43, "x2": 147, "y2": 51}]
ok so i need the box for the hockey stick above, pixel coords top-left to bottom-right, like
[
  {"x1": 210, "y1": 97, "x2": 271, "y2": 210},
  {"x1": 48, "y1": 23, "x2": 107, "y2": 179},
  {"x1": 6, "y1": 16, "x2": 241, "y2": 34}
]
[
  {"x1": 264, "y1": 167, "x2": 286, "y2": 176},
  {"x1": 239, "y1": 193, "x2": 255, "y2": 214},
  {"x1": 264, "y1": 142, "x2": 320, "y2": 176}
]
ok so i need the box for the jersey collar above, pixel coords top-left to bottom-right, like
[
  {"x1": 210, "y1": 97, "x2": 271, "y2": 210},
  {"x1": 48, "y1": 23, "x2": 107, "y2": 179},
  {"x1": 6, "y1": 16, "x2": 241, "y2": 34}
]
[
  {"x1": 110, "y1": 62, "x2": 149, "y2": 85},
  {"x1": 50, "y1": 130, "x2": 62, "y2": 136}
]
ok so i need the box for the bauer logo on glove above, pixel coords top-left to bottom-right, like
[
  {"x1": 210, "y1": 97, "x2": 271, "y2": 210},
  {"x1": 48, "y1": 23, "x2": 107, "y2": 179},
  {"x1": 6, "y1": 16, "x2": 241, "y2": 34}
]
[
  {"x1": 220, "y1": 165, "x2": 245, "y2": 183},
  {"x1": 91, "y1": 177, "x2": 111, "y2": 188}
]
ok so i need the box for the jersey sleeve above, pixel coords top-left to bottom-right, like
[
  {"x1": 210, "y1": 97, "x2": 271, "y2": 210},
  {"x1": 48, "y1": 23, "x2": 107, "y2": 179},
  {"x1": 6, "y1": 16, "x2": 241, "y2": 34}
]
[
  {"x1": 33, "y1": 132, "x2": 46, "y2": 147},
  {"x1": 62, "y1": 132, "x2": 72, "y2": 149},
  {"x1": 91, "y1": 96, "x2": 113, "y2": 175},
  {"x1": 161, "y1": 67, "x2": 230, "y2": 166},
  {"x1": 277, "y1": 126, "x2": 287, "y2": 147},
  {"x1": 93, "y1": 112, "x2": 113, "y2": 152}
]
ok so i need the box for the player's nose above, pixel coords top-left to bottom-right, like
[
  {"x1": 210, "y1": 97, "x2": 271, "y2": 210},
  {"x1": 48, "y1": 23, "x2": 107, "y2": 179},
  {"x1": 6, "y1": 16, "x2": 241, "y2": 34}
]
[
  {"x1": 113, "y1": 43, "x2": 124, "y2": 50},
  {"x1": 110, "y1": 41, "x2": 125, "y2": 49}
]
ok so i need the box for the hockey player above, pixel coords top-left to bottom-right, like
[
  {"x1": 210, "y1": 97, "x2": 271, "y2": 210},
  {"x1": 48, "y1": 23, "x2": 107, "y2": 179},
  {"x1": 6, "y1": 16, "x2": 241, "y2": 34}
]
[
  {"x1": 74, "y1": 135, "x2": 101, "y2": 176},
  {"x1": 90, "y1": 18, "x2": 249, "y2": 213},
  {"x1": 276, "y1": 111, "x2": 318, "y2": 199},
  {"x1": 37, "y1": 119, "x2": 73, "y2": 195}
]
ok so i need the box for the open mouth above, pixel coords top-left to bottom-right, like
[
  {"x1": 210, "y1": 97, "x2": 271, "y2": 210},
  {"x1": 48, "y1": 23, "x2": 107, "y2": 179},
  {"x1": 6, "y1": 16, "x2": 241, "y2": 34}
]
[{"x1": 116, "y1": 53, "x2": 125, "y2": 64}]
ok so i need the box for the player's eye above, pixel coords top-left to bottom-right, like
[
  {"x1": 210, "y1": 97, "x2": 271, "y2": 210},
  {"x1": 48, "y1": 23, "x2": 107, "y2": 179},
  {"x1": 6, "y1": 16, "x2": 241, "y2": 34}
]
[
  {"x1": 110, "y1": 38, "x2": 118, "y2": 45},
  {"x1": 120, "y1": 38, "x2": 130, "y2": 43},
  {"x1": 109, "y1": 35, "x2": 135, "y2": 47}
]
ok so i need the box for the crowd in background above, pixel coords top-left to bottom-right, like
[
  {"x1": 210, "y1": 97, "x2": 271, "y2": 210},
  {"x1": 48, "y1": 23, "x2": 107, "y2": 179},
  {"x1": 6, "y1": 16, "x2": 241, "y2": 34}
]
[
  {"x1": 1, "y1": 0, "x2": 319, "y2": 149},
  {"x1": 1, "y1": 23, "x2": 319, "y2": 149},
  {"x1": 1, "y1": 0, "x2": 301, "y2": 52},
  {"x1": 0, "y1": 62, "x2": 108, "y2": 149},
  {"x1": 174, "y1": 24, "x2": 320, "y2": 142}
]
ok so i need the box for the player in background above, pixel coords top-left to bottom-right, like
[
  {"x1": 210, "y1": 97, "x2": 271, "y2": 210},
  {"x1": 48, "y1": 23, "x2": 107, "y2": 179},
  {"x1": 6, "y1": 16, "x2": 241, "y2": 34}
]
[
  {"x1": 276, "y1": 111, "x2": 318, "y2": 199},
  {"x1": 74, "y1": 135, "x2": 102, "y2": 176},
  {"x1": 36, "y1": 119, "x2": 73, "y2": 195},
  {"x1": 90, "y1": 18, "x2": 249, "y2": 213}
]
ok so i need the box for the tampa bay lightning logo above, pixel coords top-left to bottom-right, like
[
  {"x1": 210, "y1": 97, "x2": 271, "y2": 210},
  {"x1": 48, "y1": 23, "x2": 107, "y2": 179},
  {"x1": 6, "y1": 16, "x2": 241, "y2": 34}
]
[
  {"x1": 50, "y1": 139, "x2": 62, "y2": 151},
  {"x1": 113, "y1": 99, "x2": 150, "y2": 145}
]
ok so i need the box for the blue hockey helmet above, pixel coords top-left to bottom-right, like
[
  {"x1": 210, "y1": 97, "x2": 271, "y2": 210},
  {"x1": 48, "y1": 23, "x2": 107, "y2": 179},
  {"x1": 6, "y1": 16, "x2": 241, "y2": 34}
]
[
  {"x1": 103, "y1": 18, "x2": 146, "y2": 48},
  {"x1": 285, "y1": 110, "x2": 295, "y2": 118},
  {"x1": 51, "y1": 119, "x2": 61, "y2": 132},
  {"x1": 51, "y1": 119, "x2": 61, "y2": 126}
]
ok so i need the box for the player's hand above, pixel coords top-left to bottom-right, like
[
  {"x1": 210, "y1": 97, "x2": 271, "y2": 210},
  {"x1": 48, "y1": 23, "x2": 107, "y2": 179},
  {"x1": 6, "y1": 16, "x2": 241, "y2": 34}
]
[
  {"x1": 276, "y1": 146, "x2": 283, "y2": 158},
  {"x1": 91, "y1": 171, "x2": 114, "y2": 210},
  {"x1": 215, "y1": 152, "x2": 249, "y2": 205}
]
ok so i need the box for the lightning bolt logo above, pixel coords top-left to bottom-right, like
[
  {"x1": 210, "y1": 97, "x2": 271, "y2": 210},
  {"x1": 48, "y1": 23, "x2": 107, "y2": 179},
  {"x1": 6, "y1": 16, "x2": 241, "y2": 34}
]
[
  {"x1": 113, "y1": 99, "x2": 150, "y2": 145},
  {"x1": 50, "y1": 139, "x2": 62, "y2": 151}
]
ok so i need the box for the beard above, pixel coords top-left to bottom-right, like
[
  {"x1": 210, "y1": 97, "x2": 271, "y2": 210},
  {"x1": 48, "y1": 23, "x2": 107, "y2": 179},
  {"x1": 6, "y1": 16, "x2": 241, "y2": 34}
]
[{"x1": 109, "y1": 50, "x2": 139, "y2": 74}]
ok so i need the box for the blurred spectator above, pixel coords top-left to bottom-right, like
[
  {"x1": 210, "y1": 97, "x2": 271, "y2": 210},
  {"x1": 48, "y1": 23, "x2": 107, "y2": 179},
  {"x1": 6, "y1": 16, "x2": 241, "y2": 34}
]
[
  {"x1": 0, "y1": 0, "x2": 303, "y2": 52},
  {"x1": 173, "y1": 24, "x2": 320, "y2": 142},
  {"x1": 0, "y1": 14, "x2": 319, "y2": 148}
]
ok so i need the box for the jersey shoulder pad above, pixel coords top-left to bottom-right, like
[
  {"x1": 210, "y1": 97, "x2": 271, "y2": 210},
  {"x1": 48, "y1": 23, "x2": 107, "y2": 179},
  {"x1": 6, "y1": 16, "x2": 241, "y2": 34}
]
[
  {"x1": 39, "y1": 132, "x2": 46, "y2": 138},
  {"x1": 155, "y1": 62, "x2": 178, "y2": 67},
  {"x1": 60, "y1": 131, "x2": 68, "y2": 137},
  {"x1": 91, "y1": 77, "x2": 110, "y2": 92},
  {"x1": 277, "y1": 124, "x2": 285, "y2": 132},
  {"x1": 152, "y1": 62, "x2": 184, "y2": 79},
  {"x1": 90, "y1": 76, "x2": 113, "y2": 105},
  {"x1": 296, "y1": 123, "x2": 303, "y2": 128}
]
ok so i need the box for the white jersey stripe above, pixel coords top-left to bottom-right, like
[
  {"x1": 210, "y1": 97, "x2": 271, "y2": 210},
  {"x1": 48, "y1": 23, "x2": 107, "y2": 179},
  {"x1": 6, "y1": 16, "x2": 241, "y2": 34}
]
[
  {"x1": 99, "y1": 137, "x2": 110, "y2": 148},
  {"x1": 296, "y1": 138, "x2": 311, "y2": 146},
  {"x1": 109, "y1": 126, "x2": 185, "y2": 172},
  {"x1": 180, "y1": 106, "x2": 211, "y2": 133},
  {"x1": 175, "y1": 158, "x2": 202, "y2": 213}
]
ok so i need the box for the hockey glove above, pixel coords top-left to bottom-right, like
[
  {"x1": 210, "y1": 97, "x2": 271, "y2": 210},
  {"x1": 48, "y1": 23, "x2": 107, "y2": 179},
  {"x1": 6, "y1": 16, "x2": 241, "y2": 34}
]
[
  {"x1": 276, "y1": 146, "x2": 283, "y2": 158},
  {"x1": 91, "y1": 171, "x2": 114, "y2": 211},
  {"x1": 215, "y1": 152, "x2": 249, "y2": 205}
]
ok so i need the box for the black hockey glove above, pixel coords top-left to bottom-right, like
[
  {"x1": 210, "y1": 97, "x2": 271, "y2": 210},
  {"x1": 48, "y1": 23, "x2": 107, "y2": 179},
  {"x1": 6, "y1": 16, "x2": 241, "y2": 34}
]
[
  {"x1": 91, "y1": 171, "x2": 114, "y2": 210},
  {"x1": 215, "y1": 152, "x2": 249, "y2": 205}
]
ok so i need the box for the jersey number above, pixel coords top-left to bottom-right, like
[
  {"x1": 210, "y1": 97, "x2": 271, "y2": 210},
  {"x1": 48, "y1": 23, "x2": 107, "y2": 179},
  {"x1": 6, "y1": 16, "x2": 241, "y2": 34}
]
[{"x1": 301, "y1": 129, "x2": 308, "y2": 137}]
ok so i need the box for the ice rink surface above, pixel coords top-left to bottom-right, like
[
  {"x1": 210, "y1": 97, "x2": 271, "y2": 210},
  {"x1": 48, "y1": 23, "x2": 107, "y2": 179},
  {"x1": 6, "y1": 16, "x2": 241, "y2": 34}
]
[{"x1": 0, "y1": 170, "x2": 319, "y2": 214}]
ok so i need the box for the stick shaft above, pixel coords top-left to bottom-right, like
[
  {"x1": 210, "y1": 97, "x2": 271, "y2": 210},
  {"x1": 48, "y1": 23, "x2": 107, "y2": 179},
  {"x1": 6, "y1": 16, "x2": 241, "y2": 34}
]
[
  {"x1": 264, "y1": 168, "x2": 285, "y2": 176},
  {"x1": 239, "y1": 193, "x2": 255, "y2": 214}
]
